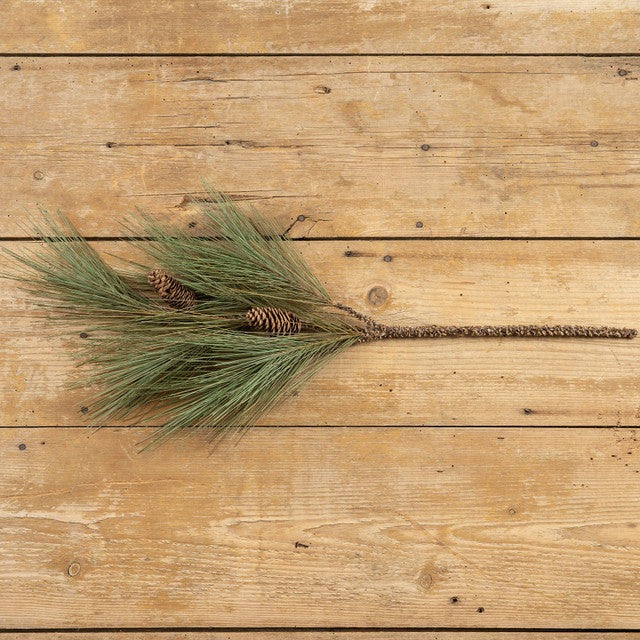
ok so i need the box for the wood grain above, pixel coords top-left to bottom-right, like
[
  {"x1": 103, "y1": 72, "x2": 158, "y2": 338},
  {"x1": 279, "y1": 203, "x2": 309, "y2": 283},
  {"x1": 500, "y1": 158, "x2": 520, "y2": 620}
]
[
  {"x1": 4, "y1": 3, "x2": 640, "y2": 630},
  {"x1": 2, "y1": 56, "x2": 640, "y2": 238},
  {"x1": 3, "y1": 239, "x2": 640, "y2": 427},
  {"x1": 2, "y1": 426, "x2": 640, "y2": 628},
  {"x1": 2, "y1": 0, "x2": 640, "y2": 54}
]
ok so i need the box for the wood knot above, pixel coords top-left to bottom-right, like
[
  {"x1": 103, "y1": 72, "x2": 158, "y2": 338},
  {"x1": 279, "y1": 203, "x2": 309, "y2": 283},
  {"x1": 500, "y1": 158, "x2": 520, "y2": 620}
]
[
  {"x1": 367, "y1": 286, "x2": 388, "y2": 308},
  {"x1": 417, "y1": 568, "x2": 434, "y2": 592}
]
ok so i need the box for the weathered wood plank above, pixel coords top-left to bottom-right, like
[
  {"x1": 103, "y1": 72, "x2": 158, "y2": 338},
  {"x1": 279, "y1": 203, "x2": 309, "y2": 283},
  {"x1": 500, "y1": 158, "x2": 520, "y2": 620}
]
[
  {"x1": 3, "y1": 0, "x2": 640, "y2": 54},
  {"x1": 2, "y1": 426, "x2": 640, "y2": 627},
  {"x1": 2, "y1": 56, "x2": 640, "y2": 238},
  {"x1": 3, "y1": 239, "x2": 640, "y2": 427}
]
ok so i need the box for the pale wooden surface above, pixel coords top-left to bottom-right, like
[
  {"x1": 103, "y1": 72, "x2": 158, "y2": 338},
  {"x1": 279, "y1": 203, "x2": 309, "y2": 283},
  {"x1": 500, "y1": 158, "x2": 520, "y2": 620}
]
[
  {"x1": 3, "y1": 240, "x2": 640, "y2": 427},
  {"x1": 3, "y1": 0, "x2": 640, "y2": 54},
  {"x1": 3, "y1": 0, "x2": 640, "y2": 635},
  {"x1": 3, "y1": 427, "x2": 640, "y2": 628},
  {"x1": 2, "y1": 56, "x2": 640, "y2": 239}
]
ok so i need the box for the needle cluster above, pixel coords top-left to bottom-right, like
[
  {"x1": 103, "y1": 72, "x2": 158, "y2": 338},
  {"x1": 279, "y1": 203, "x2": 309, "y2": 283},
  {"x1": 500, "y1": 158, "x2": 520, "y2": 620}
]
[{"x1": 4, "y1": 185, "x2": 361, "y2": 448}]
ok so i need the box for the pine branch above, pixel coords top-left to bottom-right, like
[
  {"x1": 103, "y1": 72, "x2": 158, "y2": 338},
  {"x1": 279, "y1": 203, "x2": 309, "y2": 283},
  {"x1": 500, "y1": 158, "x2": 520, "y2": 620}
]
[
  {"x1": 3, "y1": 192, "x2": 361, "y2": 449},
  {"x1": 3, "y1": 187, "x2": 636, "y2": 451}
]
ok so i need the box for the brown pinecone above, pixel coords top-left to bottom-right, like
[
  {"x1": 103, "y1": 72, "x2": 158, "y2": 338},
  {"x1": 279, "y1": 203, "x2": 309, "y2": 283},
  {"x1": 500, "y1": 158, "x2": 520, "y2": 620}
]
[
  {"x1": 147, "y1": 269, "x2": 197, "y2": 309},
  {"x1": 246, "y1": 307, "x2": 302, "y2": 335}
]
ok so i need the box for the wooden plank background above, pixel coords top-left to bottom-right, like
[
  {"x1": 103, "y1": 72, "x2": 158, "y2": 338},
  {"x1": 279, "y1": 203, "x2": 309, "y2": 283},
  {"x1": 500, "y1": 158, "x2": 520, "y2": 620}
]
[
  {"x1": 2, "y1": 0, "x2": 640, "y2": 637},
  {"x1": 2, "y1": 0, "x2": 640, "y2": 54},
  {"x1": 3, "y1": 427, "x2": 640, "y2": 628},
  {"x1": 2, "y1": 56, "x2": 640, "y2": 238}
]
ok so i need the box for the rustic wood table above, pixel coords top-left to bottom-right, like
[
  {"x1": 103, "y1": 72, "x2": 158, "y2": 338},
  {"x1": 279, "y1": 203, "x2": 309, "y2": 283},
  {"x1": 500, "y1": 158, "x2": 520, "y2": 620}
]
[{"x1": 2, "y1": 1, "x2": 640, "y2": 637}]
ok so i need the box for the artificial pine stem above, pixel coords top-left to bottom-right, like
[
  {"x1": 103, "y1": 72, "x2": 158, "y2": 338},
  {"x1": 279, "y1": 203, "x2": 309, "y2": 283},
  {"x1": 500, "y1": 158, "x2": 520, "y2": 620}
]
[
  {"x1": 5, "y1": 184, "x2": 637, "y2": 450},
  {"x1": 333, "y1": 304, "x2": 637, "y2": 341}
]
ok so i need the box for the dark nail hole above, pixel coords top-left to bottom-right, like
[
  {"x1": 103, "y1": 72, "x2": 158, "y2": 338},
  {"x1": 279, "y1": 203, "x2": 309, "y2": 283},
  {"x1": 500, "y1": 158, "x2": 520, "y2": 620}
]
[
  {"x1": 33, "y1": 170, "x2": 44, "y2": 181},
  {"x1": 484, "y1": 3, "x2": 491, "y2": 8},
  {"x1": 297, "y1": 214, "x2": 306, "y2": 222},
  {"x1": 80, "y1": 406, "x2": 89, "y2": 414},
  {"x1": 590, "y1": 140, "x2": 599, "y2": 147},
  {"x1": 106, "y1": 141, "x2": 115, "y2": 148},
  {"x1": 450, "y1": 596, "x2": 459, "y2": 604},
  {"x1": 477, "y1": 607, "x2": 485, "y2": 613},
  {"x1": 523, "y1": 408, "x2": 533, "y2": 415},
  {"x1": 40, "y1": 441, "x2": 45, "y2": 445},
  {"x1": 344, "y1": 250, "x2": 353, "y2": 257},
  {"x1": 383, "y1": 255, "x2": 392, "y2": 262},
  {"x1": 18, "y1": 443, "x2": 26, "y2": 451},
  {"x1": 508, "y1": 507, "x2": 517, "y2": 515},
  {"x1": 416, "y1": 221, "x2": 424, "y2": 228},
  {"x1": 420, "y1": 144, "x2": 431, "y2": 151},
  {"x1": 188, "y1": 221, "x2": 197, "y2": 228},
  {"x1": 12, "y1": 64, "x2": 21, "y2": 71},
  {"x1": 618, "y1": 69, "x2": 628, "y2": 76},
  {"x1": 79, "y1": 332, "x2": 88, "y2": 339}
]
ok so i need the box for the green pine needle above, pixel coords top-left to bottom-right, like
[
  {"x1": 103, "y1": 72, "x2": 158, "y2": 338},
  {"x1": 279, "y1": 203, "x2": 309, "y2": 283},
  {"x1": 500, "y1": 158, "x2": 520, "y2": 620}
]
[{"x1": 4, "y1": 186, "x2": 361, "y2": 448}]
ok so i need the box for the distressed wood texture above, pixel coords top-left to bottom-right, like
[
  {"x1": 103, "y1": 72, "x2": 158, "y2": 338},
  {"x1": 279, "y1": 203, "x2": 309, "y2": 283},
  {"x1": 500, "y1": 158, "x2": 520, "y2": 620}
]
[
  {"x1": 3, "y1": 0, "x2": 640, "y2": 54},
  {"x1": 3, "y1": 239, "x2": 640, "y2": 427},
  {"x1": 2, "y1": 426, "x2": 640, "y2": 628},
  {"x1": 3, "y1": 56, "x2": 640, "y2": 239}
]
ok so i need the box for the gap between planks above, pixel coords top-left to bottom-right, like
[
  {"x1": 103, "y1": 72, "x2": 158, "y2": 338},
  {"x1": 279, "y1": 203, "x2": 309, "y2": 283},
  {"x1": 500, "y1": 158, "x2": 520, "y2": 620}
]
[
  {"x1": 5, "y1": 630, "x2": 640, "y2": 638},
  {"x1": 5, "y1": 53, "x2": 640, "y2": 58}
]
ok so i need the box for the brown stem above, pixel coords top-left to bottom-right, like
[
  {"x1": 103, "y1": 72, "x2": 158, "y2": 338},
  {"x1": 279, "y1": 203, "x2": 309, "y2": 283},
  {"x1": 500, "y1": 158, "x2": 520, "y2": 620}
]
[
  {"x1": 334, "y1": 302, "x2": 382, "y2": 328},
  {"x1": 361, "y1": 324, "x2": 637, "y2": 341},
  {"x1": 333, "y1": 303, "x2": 637, "y2": 342}
]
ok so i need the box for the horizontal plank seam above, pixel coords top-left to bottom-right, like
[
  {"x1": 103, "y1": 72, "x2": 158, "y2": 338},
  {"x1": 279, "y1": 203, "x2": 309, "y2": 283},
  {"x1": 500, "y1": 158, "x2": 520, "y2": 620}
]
[
  {"x1": 2, "y1": 626, "x2": 639, "y2": 633},
  {"x1": 7, "y1": 236, "x2": 640, "y2": 243},
  {"x1": 3, "y1": 627, "x2": 640, "y2": 633},
  {"x1": 3, "y1": 52, "x2": 640, "y2": 58},
  {"x1": 1, "y1": 425, "x2": 635, "y2": 430}
]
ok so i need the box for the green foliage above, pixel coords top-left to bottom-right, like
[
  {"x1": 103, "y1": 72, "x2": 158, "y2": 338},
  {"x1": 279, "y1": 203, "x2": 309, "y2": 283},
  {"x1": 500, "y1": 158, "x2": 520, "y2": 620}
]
[
  {"x1": 3, "y1": 210, "x2": 155, "y2": 321},
  {"x1": 5, "y1": 187, "x2": 361, "y2": 448}
]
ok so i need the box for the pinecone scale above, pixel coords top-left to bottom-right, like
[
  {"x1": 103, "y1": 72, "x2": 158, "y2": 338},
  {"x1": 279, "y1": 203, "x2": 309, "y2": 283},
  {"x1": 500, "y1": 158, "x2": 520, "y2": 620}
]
[
  {"x1": 246, "y1": 307, "x2": 302, "y2": 335},
  {"x1": 148, "y1": 269, "x2": 197, "y2": 309}
]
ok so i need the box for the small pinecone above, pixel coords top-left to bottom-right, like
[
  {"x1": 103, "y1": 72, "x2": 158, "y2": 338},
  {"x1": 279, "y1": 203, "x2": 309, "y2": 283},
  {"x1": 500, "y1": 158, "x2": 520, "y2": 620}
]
[
  {"x1": 246, "y1": 307, "x2": 302, "y2": 335},
  {"x1": 147, "y1": 269, "x2": 197, "y2": 309}
]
